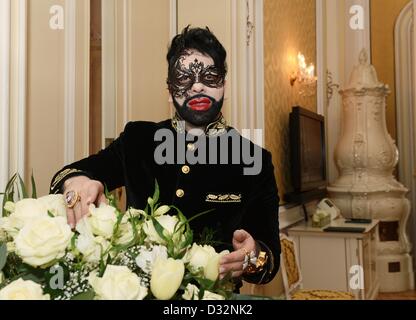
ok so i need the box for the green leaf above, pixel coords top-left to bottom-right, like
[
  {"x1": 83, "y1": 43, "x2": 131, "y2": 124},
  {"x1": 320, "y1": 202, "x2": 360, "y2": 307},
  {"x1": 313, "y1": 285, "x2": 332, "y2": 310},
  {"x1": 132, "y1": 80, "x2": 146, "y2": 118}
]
[
  {"x1": 0, "y1": 243, "x2": 7, "y2": 272},
  {"x1": 15, "y1": 263, "x2": 46, "y2": 284},
  {"x1": 47, "y1": 210, "x2": 55, "y2": 218},
  {"x1": 110, "y1": 210, "x2": 124, "y2": 246},
  {"x1": 183, "y1": 229, "x2": 194, "y2": 249},
  {"x1": 151, "y1": 217, "x2": 168, "y2": 243},
  {"x1": 31, "y1": 172, "x2": 37, "y2": 199},
  {"x1": 70, "y1": 233, "x2": 77, "y2": 252},
  {"x1": 72, "y1": 290, "x2": 95, "y2": 300},
  {"x1": 193, "y1": 276, "x2": 216, "y2": 291},
  {"x1": 171, "y1": 206, "x2": 215, "y2": 228},
  {"x1": 152, "y1": 179, "x2": 160, "y2": 204},
  {"x1": 17, "y1": 174, "x2": 28, "y2": 199},
  {"x1": 21, "y1": 273, "x2": 44, "y2": 284}
]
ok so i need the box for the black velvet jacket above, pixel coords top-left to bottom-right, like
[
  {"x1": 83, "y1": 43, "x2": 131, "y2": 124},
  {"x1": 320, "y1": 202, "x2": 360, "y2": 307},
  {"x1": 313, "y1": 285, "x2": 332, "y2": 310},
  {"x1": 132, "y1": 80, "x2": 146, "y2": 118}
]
[{"x1": 50, "y1": 118, "x2": 280, "y2": 285}]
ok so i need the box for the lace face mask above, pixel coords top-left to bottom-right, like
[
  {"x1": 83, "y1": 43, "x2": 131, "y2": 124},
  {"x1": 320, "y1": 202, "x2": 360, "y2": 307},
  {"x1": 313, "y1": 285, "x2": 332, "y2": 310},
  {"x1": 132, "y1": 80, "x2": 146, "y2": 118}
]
[{"x1": 168, "y1": 56, "x2": 225, "y2": 99}]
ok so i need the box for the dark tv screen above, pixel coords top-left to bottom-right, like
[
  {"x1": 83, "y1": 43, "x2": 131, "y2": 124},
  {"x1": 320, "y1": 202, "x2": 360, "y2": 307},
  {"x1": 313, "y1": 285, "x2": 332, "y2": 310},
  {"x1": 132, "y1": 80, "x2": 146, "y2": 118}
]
[{"x1": 289, "y1": 106, "x2": 327, "y2": 193}]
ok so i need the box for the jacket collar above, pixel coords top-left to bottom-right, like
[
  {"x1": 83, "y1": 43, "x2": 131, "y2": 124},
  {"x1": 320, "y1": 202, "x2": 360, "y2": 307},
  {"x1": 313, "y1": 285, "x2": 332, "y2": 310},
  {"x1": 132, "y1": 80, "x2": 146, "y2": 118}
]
[{"x1": 171, "y1": 113, "x2": 229, "y2": 137}]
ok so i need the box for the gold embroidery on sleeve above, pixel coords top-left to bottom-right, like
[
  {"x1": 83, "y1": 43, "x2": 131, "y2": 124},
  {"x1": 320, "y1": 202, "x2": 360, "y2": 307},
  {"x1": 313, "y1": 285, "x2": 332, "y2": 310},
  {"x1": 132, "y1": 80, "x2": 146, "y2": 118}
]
[
  {"x1": 205, "y1": 193, "x2": 242, "y2": 203},
  {"x1": 50, "y1": 169, "x2": 84, "y2": 192}
]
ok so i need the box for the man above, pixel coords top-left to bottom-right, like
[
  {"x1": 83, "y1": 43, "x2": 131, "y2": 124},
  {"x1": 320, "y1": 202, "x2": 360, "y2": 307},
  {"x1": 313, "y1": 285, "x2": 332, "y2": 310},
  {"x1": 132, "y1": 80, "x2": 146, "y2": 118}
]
[{"x1": 50, "y1": 27, "x2": 280, "y2": 287}]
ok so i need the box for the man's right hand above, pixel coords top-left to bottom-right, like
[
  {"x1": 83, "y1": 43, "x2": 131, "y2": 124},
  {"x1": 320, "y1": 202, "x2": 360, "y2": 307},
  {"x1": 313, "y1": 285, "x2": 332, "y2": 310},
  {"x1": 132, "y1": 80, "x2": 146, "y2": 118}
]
[{"x1": 63, "y1": 176, "x2": 107, "y2": 229}]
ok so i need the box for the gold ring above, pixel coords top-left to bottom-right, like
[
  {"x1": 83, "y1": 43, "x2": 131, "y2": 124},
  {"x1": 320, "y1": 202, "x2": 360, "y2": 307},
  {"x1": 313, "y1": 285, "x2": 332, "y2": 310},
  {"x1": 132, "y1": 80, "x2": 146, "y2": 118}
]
[
  {"x1": 242, "y1": 249, "x2": 258, "y2": 274},
  {"x1": 65, "y1": 190, "x2": 81, "y2": 209},
  {"x1": 242, "y1": 248, "x2": 250, "y2": 270}
]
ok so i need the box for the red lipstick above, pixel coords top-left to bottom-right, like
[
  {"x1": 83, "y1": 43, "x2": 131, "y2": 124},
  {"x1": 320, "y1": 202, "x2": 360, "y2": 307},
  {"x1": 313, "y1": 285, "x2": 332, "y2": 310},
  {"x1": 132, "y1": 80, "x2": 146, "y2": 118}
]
[{"x1": 188, "y1": 97, "x2": 212, "y2": 111}]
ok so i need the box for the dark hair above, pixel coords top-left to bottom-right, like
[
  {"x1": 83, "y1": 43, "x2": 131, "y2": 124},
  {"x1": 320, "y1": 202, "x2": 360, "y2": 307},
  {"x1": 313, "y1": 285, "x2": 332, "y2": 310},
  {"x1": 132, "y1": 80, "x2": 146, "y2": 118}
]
[{"x1": 167, "y1": 26, "x2": 227, "y2": 77}]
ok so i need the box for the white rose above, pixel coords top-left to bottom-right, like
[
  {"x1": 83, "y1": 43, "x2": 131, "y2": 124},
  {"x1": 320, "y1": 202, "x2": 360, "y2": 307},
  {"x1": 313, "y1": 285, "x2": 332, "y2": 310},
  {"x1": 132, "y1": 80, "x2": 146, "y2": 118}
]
[
  {"x1": 143, "y1": 215, "x2": 179, "y2": 245},
  {"x1": 75, "y1": 218, "x2": 110, "y2": 263},
  {"x1": 37, "y1": 194, "x2": 67, "y2": 218},
  {"x1": 76, "y1": 234, "x2": 110, "y2": 264},
  {"x1": 0, "y1": 279, "x2": 50, "y2": 300},
  {"x1": 115, "y1": 223, "x2": 136, "y2": 246},
  {"x1": 89, "y1": 265, "x2": 148, "y2": 300},
  {"x1": 184, "y1": 244, "x2": 229, "y2": 281},
  {"x1": 87, "y1": 203, "x2": 118, "y2": 239},
  {"x1": 182, "y1": 284, "x2": 225, "y2": 300},
  {"x1": 151, "y1": 258, "x2": 184, "y2": 300},
  {"x1": 0, "y1": 199, "x2": 47, "y2": 236},
  {"x1": 15, "y1": 216, "x2": 72, "y2": 267},
  {"x1": 135, "y1": 245, "x2": 168, "y2": 274}
]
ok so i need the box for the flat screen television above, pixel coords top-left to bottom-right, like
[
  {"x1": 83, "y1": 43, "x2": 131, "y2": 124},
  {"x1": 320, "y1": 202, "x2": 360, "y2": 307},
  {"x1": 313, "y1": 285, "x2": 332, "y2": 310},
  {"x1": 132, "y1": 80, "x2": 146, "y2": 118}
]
[{"x1": 285, "y1": 106, "x2": 327, "y2": 203}]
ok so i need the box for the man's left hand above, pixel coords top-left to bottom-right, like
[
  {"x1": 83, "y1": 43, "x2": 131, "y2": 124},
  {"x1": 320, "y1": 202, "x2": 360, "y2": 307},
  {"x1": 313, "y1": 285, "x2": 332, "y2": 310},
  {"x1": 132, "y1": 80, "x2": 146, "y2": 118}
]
[{"x1": 219, "y1": 229, "x2": 257, "y2": 279}]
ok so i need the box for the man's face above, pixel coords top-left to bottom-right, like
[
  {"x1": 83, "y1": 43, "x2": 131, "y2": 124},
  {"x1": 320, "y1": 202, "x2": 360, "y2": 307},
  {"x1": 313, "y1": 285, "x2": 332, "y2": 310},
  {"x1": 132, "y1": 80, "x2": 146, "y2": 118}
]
[{"x1": 168, "y1": 50, "x2": 225, "y2": 127}]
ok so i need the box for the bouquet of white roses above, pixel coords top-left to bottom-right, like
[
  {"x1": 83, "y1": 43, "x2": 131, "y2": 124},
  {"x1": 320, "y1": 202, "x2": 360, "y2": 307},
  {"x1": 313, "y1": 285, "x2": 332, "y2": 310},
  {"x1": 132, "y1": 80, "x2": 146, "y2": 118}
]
[{"x1": 0, "y1": 174, "x2": 234, "y2": 300}]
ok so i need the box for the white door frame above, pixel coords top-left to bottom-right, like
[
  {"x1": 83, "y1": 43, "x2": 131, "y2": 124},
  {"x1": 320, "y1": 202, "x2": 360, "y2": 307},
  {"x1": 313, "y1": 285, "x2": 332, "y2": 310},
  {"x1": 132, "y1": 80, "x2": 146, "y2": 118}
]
[
  {"x1": 395, "y1": 0, "x2": 416, "y2": 271},
  {"x1": 0, "y1": 0, "x2": 11, "y2": 204}
]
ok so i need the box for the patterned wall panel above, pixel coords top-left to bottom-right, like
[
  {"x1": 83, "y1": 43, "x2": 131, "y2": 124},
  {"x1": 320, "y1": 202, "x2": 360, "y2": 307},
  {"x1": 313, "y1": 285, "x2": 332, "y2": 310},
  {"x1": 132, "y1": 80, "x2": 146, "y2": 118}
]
[{"x1": 264, "y1": 0, "x2": 317, "y2": 202}]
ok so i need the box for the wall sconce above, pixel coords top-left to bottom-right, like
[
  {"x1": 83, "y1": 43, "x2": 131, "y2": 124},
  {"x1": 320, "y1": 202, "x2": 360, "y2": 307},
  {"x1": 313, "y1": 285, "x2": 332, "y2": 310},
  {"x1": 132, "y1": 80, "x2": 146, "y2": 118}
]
[{"x1": 290, "y1": 52, "x2": 317, "y2": 87}]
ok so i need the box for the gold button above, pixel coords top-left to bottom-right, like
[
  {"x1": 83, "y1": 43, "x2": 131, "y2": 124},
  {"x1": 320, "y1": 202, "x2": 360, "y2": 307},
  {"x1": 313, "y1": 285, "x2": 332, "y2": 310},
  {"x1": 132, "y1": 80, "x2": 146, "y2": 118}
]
[
  {"x1": 182, "y1": 165, "x2": 190, "y2": 174},
  {"x1": 187, "y1": 143, "x2": 196, "y2": 152},
  {"x1": 176, "y1": 189, "x2": 185, "y2": 198}
]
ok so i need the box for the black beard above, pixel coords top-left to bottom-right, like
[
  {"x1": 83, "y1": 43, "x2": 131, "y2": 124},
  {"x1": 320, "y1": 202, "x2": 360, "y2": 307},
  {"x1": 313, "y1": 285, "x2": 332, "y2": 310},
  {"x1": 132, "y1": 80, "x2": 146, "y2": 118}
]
[{"x1": 173, "y1": 94, "x2": 224, "y2": 127}]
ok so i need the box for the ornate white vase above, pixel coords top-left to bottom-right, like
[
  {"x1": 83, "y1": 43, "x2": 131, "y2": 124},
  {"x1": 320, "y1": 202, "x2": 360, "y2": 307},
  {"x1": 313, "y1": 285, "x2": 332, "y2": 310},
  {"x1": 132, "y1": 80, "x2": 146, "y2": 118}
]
[{"x1": 328, "y1": 49, "x2": 414, "y2": 292}]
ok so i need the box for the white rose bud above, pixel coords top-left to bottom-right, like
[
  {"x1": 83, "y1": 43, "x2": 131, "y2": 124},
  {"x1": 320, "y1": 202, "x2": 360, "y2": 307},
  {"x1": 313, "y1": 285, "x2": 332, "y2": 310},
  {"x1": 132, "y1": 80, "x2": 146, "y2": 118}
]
[
  {"x1": 184, "y1": 244, "x2": 229, "y2": 281},
  {"x1": 3, "y1": 201, "x2": 15, "y2": 213},
  {"x1": 0, "y1": 279, "x2": 50, "y2": 300},
  {"x1": 127, "y1": 208, "x2": 146, "y2": 218},
  {"x1": 153, "y1": 205, "x2": 170, "y2": 217},
  {"x1": 87, "y1": 203, "x2": 118, "y2": 239},
  {"x1": 143, "y1": 215, "x2": 179, "y2": 245},
  {"x1": 89, "y1": 265, "x2": 148, "y2": 300},
  {"x1": 122, "y1": 208, "x2": 146, "y2": 224},
  {"x1": 147, "y1": 197, "x2": 154, "y2": 206},
  {"x1": 15, "y1": 216, "x2": 72, "y2": 268},
  {"x1": 151, "y1": 258, "x2": 184, "y2": 300}
]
